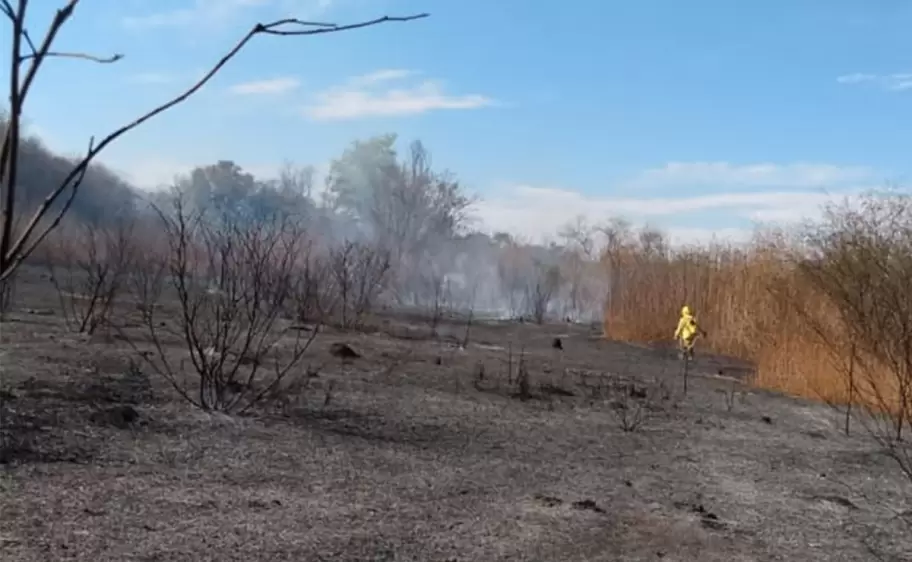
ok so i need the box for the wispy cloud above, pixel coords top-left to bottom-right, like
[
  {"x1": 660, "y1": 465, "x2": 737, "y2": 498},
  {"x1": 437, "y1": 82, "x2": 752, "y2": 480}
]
[
  {"x1": 627, "y1": 161, "x2": 873, "y2": 191},
  {"x1": 229, "y1": 77, "x2": 300, "y2": 95},
  {"x1": 349, "y1": 69, "x2": 417, "y2": 87},
  {"x1": 836, "y1": 72, "x2": 912, "y2": 91},
  {"x1": 301, "y1": 69, "x2": 494, "y2": 120},
  {"x1": 473, "y1": 162, "x2": 879, "y2": 245}
]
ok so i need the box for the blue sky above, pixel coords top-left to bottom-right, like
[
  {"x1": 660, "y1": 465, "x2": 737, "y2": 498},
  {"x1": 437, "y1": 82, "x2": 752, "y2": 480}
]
[{"x1": 6, "y1": 0, "x2": 912, "y2": 244}]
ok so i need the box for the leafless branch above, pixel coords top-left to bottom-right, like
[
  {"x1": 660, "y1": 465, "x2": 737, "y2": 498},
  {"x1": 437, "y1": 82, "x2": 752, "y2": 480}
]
[
  {"x1": 21, "y1": 50, "x2": 123, "y2": 63},
  {"x1": 12, "y1": 15, "x2": 123, "y2": 64},
  {"x1": 0, "y1": 0, "x2": 428, "y2": 282}
]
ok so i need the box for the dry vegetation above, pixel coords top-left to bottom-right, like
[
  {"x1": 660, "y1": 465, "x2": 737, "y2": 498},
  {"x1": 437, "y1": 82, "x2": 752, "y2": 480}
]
[
  {"x1": 2, "y1": 2, "x2": 912, "y2": 560},
  {"x1": 604, "y1": 192, "x2": 912, "y2": 482}
]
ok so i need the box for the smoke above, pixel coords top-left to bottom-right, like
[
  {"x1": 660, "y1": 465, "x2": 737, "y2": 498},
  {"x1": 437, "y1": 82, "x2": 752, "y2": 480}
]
[{"x1": 135, "y1": 134, "x2": 621, "y2": 324}]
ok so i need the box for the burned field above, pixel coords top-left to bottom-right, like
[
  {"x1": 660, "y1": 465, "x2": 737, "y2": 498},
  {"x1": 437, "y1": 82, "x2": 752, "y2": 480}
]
[{"x1": 1, "y1": 273, "x2": 910, "y2": 562}]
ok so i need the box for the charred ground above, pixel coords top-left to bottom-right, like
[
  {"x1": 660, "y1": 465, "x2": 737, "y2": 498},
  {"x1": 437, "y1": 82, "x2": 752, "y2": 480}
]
[{"x1": 1, "y1": 269, "x2": 910, "y2": 562}]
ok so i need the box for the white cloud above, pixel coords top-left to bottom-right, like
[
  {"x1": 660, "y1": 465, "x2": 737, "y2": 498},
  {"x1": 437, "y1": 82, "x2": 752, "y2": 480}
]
[
  {"x1": 837, "y1": 72, "x2": 912, "y2": 91},
  {"x1": 229, "y1": 77, "x2": 300, "y2": 95},
  {"x1": 472, "y1": 163, "x2": 878, "y2": 245},
  {"x1": 629, "y1": 161, "x2": 873, "y2": 190},
  {"x1": 836, "y1": 73, "x2": 876, "y2": 84},
  {"x1": 301, "y1": 70, "x2": 494, "y2": 120},
  {"x1": 349, "y1": 69, "x2": 417, "y2": 86}
]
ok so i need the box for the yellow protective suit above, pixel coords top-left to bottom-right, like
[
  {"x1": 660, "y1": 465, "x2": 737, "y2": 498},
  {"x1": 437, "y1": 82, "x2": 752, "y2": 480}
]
[{"x1": 674, "y1": 305, "x2": 699, "y2": 344}]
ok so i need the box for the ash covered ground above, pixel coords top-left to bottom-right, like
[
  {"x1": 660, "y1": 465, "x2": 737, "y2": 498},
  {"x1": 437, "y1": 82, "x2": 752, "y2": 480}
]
[{"x1": 1, "y1": 271, "x2": 910, "y2": 562}]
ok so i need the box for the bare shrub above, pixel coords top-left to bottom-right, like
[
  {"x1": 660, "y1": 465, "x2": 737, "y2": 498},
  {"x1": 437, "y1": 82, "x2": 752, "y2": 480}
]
[
  {"x1": 557, "y1": 216, "x2": 606, "y2": 321},
  {"x1": 496, "y1": 241, "x2": 528, "y2": 318},
  {"x1": 524, "y1": 260, "x2": 561, "y2": 324},
  {"x1": 290, "y1": 241, "x2": 335, "y2": 324},
  {"x1": 44, "y1": 218, "x2": 134, "y2": 334},
  {"x1": 328, "y1": 240, "x2": 391, "y2": 329},
  {"x1": 788, "y1": 194, "x2": 912, "y2": 479},
  {"x1": 605, "y1": 376, "x2": 659, "y2": 433},
  {"x1": 128, "y1": 193, "x2": 317, "y2": 413},
  {"x1": 418, "y1": 266, "x2": 451, "y2": 337}
]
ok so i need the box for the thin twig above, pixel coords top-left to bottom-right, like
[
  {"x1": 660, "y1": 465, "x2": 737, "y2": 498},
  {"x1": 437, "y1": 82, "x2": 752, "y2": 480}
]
[{"x1": 20, "y1": 50, "x2": 123, "y2": 63}]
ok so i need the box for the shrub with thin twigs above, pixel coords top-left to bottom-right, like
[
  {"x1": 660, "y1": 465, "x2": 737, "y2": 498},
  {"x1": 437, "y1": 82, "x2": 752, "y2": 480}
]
[
  {"x1": 524, "y1": 260, "x2": 561, "y2": 325},
  {"x1": 591, "y1": 374, "x2": 661, "y2": 433},
  {"x1": 289, "y1": 240, "x2": 336, "y2": 324},
  {"x1": 418, "y1": 266, "x2": 452, "y2": 337},
  {"x1": 125, "y1": 192, "x2": 318, "y2": 413},
  {"x1": 328, "y1": 239, "x2": 391, "y2": 330},
  {"x1": 783, "y1": 195, "x2": 912, "y2": 480},
  {"x1": 43, "y1": 218, "x2": 135, "y2": 335}
]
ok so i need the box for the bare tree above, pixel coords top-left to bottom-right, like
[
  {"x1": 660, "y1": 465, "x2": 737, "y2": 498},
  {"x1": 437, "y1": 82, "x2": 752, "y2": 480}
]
[
  {"x1": 524, "y1": 260, "x2": 562, "y2": 324},
  {"x1": 790, "y1": 193, "x2": 912, "y2": 484},
  {"x1": 417, "y1": 265, "x2": 451, "y2": 337},
  {"x1": 328, "y1": 240, "x2": 391, "y2": 329},
  {"x1": 559, "y1": 215, "x2": 596, "y2": 260},
  {"x1": 44, "y1": 217, "x2": 134, "y2": 334},
  {"x1": 276, "y1": 161, "x2": 316, "y2": 200},
  {"x1": 290, "y1": 240, "x2": 336, "y2": 324},
  {"x1": 558, "y1": 217, "x2": 588, "y2": 320},
  {"x1": 637, "y1": 226, "x2": 669, "y2": 260},
  {"x1": 325, "y1": 136, "x2": 472, "y2": 308},
  {"x1": 128, "y1": 192, "x2": 317, "y2": 413},
  {"x1": 598, "y1": 216, "x2": 634, "y2": 317},
  {"x1": 496, "y1": 242, "x2": 528, "y2": 318},
  {"x1": 0, "y1": 0, "x2": 428, "y2": 283}
]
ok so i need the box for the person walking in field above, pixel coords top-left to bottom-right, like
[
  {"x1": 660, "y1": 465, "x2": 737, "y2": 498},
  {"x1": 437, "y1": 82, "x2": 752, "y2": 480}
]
[{"x1": 674, "y1": 305, "x2": 706, "y2": 361}]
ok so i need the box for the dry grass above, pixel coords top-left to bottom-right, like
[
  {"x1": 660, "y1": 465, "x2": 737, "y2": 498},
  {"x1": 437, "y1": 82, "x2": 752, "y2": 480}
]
[{"x1": 603, "y1": 222, "x2": 907, "y2": 416}]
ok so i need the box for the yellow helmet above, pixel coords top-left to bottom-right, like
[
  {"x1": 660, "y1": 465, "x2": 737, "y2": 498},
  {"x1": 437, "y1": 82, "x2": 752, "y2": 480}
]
[{"x1": 681, "y1": 305, "x2": 692, "y2": 316}]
